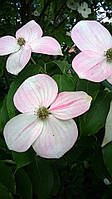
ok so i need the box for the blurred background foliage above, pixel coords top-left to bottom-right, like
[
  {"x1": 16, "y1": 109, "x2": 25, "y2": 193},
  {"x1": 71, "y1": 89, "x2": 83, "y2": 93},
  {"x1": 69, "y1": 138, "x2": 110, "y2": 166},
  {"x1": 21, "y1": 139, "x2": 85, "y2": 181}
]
[{"x1": 0, "y1": 0, "x2": 112, "y2": 198}]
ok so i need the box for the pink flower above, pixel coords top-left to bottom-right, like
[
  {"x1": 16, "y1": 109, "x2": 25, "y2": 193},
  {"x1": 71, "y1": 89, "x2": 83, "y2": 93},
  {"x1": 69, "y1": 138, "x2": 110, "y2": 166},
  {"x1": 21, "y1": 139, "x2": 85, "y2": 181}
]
[
  {"x1": 102, "y1": 101, "x2": 112, "y2": 147},
  {"x1": 3, "y1": 74, "x2": 92, "y2": 158},
  {"x1": 71, "y1": 20, "x2": 112, "y2": 82},
  {"x1": 0, "y1": 20, "x2": 62, "y2": 75}
]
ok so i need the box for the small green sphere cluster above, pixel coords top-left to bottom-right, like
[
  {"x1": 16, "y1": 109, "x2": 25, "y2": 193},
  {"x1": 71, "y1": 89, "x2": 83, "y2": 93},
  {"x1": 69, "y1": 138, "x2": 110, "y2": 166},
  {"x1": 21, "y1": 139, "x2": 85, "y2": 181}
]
[
  {"x1": 37, "y1": 106, "x2": 50, "y2": 120},
  {"x1": 17, "y1": 37, "x2": 26, "y2": 46},
  {"x1": 106, "y1": 48, "x2": 112, "y2": 61}
]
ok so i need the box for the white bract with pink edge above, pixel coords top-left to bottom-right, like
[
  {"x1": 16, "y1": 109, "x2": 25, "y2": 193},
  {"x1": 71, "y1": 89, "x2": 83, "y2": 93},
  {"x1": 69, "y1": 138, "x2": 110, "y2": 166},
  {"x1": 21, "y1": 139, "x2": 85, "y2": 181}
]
[
  {"x1": 102, "y1": 101, "x2": 112, "y2": 147},
  {"x1": 71, "y1": 20, "x2": 112, "y2": 83},
  {"x1": 3, "y1": 74, "x2": 92, "y2": 159},
  {"x1": 0, "y1": 20, "x2": 62, "y2": 75}
]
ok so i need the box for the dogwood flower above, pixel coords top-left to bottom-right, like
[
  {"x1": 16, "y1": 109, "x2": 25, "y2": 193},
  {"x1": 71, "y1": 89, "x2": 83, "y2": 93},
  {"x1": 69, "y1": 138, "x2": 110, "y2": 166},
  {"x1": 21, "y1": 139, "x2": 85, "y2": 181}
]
[
  {"x1": 71, "y1": 20, "x2": 112, "y2": 82},
  {"x1": 77, "y1": 2, "x2": 91, "y2": 18},
  {"x1": 3, "y1": 74, "x2": 92, "y2": 158},
  {"x1": 102, "y1": 101, "x2": 112, "y2": 147},
  {"x1": 0, "y1": 20, "x2": 62, "y2": 75}
]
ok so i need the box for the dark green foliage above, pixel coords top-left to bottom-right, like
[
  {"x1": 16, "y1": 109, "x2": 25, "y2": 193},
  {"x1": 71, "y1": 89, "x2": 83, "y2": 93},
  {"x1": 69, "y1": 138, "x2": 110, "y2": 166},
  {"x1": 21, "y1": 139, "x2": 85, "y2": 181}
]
[
  {"x1": 15, "y1": 168, "x2": 32, "y2": 199},
  {"x1": 12, "y1": 148, "x2": 36, "y2": 169},
  {"x1": 0, "y1": 185, "x2": 13, "y2": 199},
  {"x1": 0, "y1": 161, "x2": 16, "y2": 193},
  {"x1": 53, "y1": 74, "x2": 75, "y2": 92},
  {"x1": 79, "y1": 91, "x2": 111, "y2": 136}
]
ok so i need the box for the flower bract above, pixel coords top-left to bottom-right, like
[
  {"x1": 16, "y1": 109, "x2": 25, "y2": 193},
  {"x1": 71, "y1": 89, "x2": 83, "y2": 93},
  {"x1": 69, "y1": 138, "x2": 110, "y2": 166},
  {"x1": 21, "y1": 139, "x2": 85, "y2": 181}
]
[{"x1": 102, "y1": 101, "x2": 112, "y2": 147}]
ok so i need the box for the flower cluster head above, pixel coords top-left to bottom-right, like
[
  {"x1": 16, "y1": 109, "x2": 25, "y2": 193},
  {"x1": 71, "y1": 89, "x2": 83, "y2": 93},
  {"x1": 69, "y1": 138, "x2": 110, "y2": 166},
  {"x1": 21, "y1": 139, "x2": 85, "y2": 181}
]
[
  {"x1": 71, "y1": 20, "x2": 112, "y2": 83},
  {"x1": 4, "y1": 74, "x2": 92, "y2": 158},
  {"x1": 0, "y1": 20, "x2": 62, "y2": 75}
]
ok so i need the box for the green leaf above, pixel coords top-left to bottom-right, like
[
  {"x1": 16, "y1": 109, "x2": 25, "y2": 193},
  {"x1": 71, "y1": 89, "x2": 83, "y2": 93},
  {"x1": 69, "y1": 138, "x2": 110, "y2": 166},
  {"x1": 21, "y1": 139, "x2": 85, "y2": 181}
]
[
  {"x1": 102, "y1": 142, "x2": 112, "y2": 177},
  {"x1": 6, "y1": 81, "x2": 19, "y2": 119},
  {"x1": 0, "y1": 96, "x2": 9, "y2": 132},
  {"x1": 0, "y1": 137, "x2": 11, "y2": 160},
  {"x1": 51, "y1": 166, "x2": 60, "y2": 196},
  {"x1": 91, "y1": 150, "x2": 111, "y2": 180},
  {"x1": 46, "y1": 61, "x2": 61, "y2": 75},
  {"x1": 65, "y1": 136, "x2": 98, "y2": 164},
  {"x1": 0, "y1": 58, "x2": 6, "y2": 77},
  {"x1": 26, "y1": 157, "x2": 54, "y2": 199},
  {"x1": 79, "y1": 91, "x2": 111, "y2": 136},
  {"x1": 15, "y1": 168, "x2": 32, "y2": 199},
  {"x1": 0, "y1": 185, "x2": 13, "y2": 199},
  {"x1": 76, "y1": 79, "x2": 100, "y2": 101},
  {"x1": 12, "y1": 148, "x2": 36, "y2": 169},
  {"x1": 102, "y1": 80, "x2": 112, "y2": 91},
  {"x1": 0, "y1": 137, "x2": 8, "y2": 153},
  {"x1": 53, "y1": 60, "x2": 71, "y2": 74},
  {"x1": 0, "y1": 161, "x2": 16, "y2": 193},
  {"x1": 53, "y1": 74, "x2": 75, "y2": 92}
]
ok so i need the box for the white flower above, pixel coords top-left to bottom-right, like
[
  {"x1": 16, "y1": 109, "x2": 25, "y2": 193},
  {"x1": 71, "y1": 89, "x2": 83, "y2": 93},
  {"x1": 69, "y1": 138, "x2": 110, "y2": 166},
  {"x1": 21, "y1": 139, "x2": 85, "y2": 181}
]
[
  {"x1": 33, "y1": 10, "x2": 40, "y2": 17},
  {"x1": 109, "y1": 18, "x2": 112, "y2": 25},
  {"x1": 104, "y1": 178, "x2": 111, "y2": 185},
  {"x1": 66, "y1": 31, "x2": 71, "y2": 36},
  {"x1": 78, "y1": 2, "x2": 91, "y2": 18},
  {"x1": 67, "y1": 0, "x2": 79, "y2": 10}
]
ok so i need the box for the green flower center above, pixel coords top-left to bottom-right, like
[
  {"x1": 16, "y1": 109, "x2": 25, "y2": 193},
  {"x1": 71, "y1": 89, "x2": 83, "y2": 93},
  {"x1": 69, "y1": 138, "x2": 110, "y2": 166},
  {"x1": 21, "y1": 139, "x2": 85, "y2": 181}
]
[
  {"x1": 37, "y1": 106, "x2": 50, "y2": 120},
  {"x1": 106, "y1": 48, "x2": 112, "y2": 62},
  {"x1": 17, "y1": 37, "x2": 26, "y2": 46}
]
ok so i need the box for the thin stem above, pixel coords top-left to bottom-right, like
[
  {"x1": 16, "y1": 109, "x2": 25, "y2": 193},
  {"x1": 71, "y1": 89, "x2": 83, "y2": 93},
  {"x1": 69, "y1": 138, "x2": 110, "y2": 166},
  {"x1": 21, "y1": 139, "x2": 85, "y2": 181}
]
[
  {"x1": 3, "y1": 160, "x2": 16, "y2": 165},
  {"x1": 40, "y1": 67, "x2": 47, "y2": 74},
  {"x1": 44, "y1": 63, "x2": 47, "y2": 73},
  {"x1": 4, "y1": 69, "x2": 10, "y2": 88},
  {"x1": 31, "y1": 57, "x2": 36, "y2": 65},
  {"x1": 31, "y1": 56, "x2": 46, "y2": 73}
]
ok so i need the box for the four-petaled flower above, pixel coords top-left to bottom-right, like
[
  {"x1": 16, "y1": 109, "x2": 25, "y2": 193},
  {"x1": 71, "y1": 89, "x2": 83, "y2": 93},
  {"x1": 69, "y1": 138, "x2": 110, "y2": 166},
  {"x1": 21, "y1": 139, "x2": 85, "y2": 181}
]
[
  {"x1": 3, "y1": 74, "x2": 92, "y2": 159},
  {"x1": 77, "y1": 2, "x2": 91, "y2": 18},
  {"x1": 0, "y1": 20, "x2": 62, "y2": 75},
  {"x1": 71, "y1": 20, "x2": 112, "y2": 82}
]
